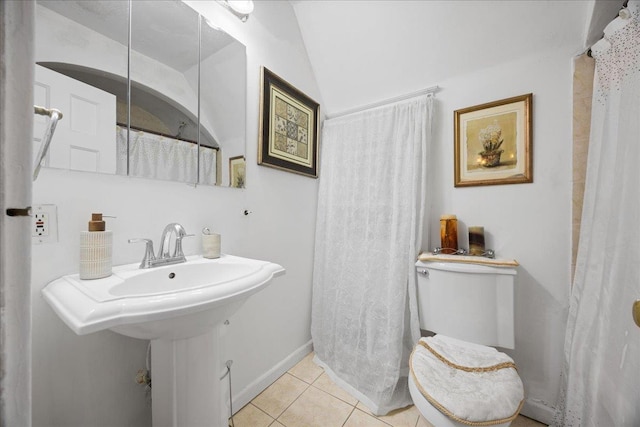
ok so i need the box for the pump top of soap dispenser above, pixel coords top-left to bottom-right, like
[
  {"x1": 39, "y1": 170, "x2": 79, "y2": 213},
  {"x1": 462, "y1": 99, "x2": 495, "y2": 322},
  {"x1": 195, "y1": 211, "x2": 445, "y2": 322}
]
[{"x1": 88, "y1": 213, "x2": 106, "y2": 232}]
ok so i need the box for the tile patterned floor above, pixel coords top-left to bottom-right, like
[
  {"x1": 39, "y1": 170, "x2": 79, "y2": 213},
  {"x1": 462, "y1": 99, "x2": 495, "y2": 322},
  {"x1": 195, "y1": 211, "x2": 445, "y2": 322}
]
[{"x1": 231, "y1": 352, "x2": 547, "y2": 427}]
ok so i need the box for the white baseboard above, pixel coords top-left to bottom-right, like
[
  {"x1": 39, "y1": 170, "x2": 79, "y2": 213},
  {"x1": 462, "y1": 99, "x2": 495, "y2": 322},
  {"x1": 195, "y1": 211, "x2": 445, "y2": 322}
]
[
  {"x1": 231, "y1": 339, "x2": 313, "y2": 414},
  {"x1": 521, "y1": 398, "x2": 555, "y2": 426}
]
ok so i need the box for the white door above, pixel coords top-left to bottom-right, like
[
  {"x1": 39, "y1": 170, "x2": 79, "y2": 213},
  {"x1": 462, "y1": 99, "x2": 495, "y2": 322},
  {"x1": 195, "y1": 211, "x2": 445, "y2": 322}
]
[{"x1": 34, "y1": 65, "x2": 117, "y2": 174}]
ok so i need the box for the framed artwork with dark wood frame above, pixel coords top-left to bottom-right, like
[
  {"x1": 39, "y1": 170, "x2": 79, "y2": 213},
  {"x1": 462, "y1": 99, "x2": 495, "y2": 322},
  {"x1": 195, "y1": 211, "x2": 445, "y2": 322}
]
[
  {"x1": 229, "y1": 155, "x2": 246, "y2": 188},
  {"x1": 454, "y1": 93, "x2": 532, "y2": 187},
  {"x1": 258, "y1": 67, "x2": 320, "y2": 178}
]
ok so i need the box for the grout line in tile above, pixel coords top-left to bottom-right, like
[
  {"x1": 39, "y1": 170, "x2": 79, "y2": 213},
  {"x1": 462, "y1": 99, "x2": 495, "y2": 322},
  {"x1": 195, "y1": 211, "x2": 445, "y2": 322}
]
[
  {"x1": 345, "y1": 407, "x2": 396, "y2": 427},
  {"x1": 381, "y1": 417, "x2": 395, "y2": 427},
  {"x1": 279, "y1": 385, "x2": 357, "y2": 427},
  {"x1": 231, "y1": 403, "x2": 275, "y2": 426},
  {"x1": 287, "y1": 370, "x2": 320, "y2": 385},
  {"x1": 373, "y1": 409, "x2": 395, "y2": 427},
  {"x1": 254, "y1": 403, "x2": 276, "y2": 422},
  {"x1": 272, "y1": 381, "x2": 312, "y2": 425},
  {"x1": 341, "y1": 405, "x2": 357, "y2": 427},
  {"x1": 309, "y1": 382, "x2": 358, "y2": 408}
]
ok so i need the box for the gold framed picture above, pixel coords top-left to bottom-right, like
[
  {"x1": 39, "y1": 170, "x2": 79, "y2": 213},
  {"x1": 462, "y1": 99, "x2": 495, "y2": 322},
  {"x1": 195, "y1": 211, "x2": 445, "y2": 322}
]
[
  {"x1": 229, "y1": 155, "x2": 246, "y2": 188},
  {"x1": 454, "y1": 93, "x2": 532, "y2": 187},
  {"x1": 258, "y1": 67, "x2": 320, "y2": 178}
]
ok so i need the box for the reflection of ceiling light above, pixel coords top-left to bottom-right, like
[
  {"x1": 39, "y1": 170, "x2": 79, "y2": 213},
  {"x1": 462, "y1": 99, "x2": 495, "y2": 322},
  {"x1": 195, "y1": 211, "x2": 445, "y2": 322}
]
[
  {"x1": 203, "y1": 17, "x2": 222, "y2": 32},
  {"x1": 228, "y1": 1, "x2": 254, "y2": 15},
  {"x1": 218, "y1": 0, "x2": 254, "y2": 22}
]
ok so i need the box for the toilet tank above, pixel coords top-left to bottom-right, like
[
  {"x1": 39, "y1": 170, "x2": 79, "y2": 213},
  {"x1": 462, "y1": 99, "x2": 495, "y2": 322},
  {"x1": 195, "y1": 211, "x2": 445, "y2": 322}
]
[{"x1": 415, "y1": 260, "x2": 517, "y2": 349}]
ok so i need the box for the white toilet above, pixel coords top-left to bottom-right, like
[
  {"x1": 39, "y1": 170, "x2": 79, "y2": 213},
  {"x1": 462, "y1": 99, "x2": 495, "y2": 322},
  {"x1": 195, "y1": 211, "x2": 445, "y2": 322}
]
[{"x1": 409, "y1": 259, "x2": 524, "y2": 427}]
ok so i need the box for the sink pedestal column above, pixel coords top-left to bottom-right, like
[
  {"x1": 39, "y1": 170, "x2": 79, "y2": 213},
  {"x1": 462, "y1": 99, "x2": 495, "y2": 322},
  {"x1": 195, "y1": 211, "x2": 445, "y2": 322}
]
[{"x1": 151, "y1": 326, "x2": 228, "y2": 427}]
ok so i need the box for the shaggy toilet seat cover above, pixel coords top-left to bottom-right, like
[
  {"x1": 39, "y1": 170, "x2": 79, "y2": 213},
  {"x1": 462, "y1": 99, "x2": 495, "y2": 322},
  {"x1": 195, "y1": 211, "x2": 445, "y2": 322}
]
[{"x1": 410, "y1": 335, "x2": 524, "y2": 426}]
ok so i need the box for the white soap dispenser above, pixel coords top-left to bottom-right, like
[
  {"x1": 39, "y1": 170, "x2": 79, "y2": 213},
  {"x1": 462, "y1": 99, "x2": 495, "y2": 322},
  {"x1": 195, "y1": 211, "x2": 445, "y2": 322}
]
[{"x1": 79, "y1": 213, "x2": 113, "y2": 280}]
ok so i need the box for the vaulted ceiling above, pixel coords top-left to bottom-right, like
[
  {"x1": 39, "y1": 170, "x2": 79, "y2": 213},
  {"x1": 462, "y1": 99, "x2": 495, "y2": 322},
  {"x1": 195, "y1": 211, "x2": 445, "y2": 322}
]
[{"x1": 289, "y1": 0, "x2": 624, "y2": 115}]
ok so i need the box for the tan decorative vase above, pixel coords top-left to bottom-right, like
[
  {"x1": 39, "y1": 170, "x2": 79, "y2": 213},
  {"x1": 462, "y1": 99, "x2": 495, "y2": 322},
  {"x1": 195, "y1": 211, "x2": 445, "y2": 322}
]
[{"x1": 479, "y1": 149, "x2": 504, "y2": 168}]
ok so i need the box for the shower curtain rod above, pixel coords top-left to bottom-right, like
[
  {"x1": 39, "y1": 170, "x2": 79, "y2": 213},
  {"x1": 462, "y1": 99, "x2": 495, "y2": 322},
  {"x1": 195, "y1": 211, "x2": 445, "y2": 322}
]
[
  {"x1": 34, "y1": 105, "x2": 63, "y2": 119},
  {"x1": 33, "y1": 105, "x2": 63, "y2": 181},
  {"x1": 117, "y1": 122, "x2": 220, "y2": 149},
  {"x1": 326, "y1": 85, "x2": 439, "y2": 120},
  {"x1": 587, "y1": 0, "x2": 630, "y2": 57}
]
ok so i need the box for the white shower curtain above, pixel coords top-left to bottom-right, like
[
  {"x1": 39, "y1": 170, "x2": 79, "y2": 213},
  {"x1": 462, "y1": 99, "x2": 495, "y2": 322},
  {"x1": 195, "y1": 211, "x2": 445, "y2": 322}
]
[
  {"x1": 555, "y1": 2, "x2": 640, "y2": 426},
  {"x1": 116, "y1": 126, "x2": 217, "y2": 185},
  {"x1": 311, "y1": 95, "x2": 433, "y2": 415}
]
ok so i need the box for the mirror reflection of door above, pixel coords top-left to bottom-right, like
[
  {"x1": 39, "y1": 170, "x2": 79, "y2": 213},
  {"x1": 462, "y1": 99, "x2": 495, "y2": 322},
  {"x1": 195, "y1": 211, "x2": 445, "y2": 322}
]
[
  {"x1": 34, "y1": 0, "x2": 128, "y2": 176},
  {"x1": 34, "y1": 65, "x2": 117, "y2": 174}
]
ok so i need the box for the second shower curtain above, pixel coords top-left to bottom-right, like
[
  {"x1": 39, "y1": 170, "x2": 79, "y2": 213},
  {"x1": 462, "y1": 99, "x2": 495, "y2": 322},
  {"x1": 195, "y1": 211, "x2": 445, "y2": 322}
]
[
  {"x1": 554, "y1": 2, "x2": 640, "y2": 425},
  {"x1": 116, "y1": 126, "x2": 217, "y2": 185},
  {"x1": 311, "y1": 95, "x2": 433, "y2": 415}
]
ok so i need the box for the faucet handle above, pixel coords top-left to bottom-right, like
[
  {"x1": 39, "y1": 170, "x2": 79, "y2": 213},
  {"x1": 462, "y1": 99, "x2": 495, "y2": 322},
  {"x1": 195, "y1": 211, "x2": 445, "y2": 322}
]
[{"x1": 128, "y1": 238, "x2": 156, "y2": 269}]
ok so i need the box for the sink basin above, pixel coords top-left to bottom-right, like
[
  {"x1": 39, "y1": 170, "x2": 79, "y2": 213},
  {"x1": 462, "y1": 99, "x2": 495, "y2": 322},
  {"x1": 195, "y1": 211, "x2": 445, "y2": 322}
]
[
  {"x1": 42, "y1": 254, "x2": 285, "y2": 339},
  {"x1": 109, "y1": 262, "x2": 256, "y2": 297}
]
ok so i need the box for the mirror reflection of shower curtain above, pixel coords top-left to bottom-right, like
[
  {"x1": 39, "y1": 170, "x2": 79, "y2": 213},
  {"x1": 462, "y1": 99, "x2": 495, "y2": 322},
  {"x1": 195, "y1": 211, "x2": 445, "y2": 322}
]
[
  {"x1": 555, "y1": 2, "x2": 640, "y2": 426},
  {"x1": 311, "y1": 95, "x2": 433, "y2": 415},
  {"x1": 116, "y1": 126, "x2": 216, "y2": 185}
]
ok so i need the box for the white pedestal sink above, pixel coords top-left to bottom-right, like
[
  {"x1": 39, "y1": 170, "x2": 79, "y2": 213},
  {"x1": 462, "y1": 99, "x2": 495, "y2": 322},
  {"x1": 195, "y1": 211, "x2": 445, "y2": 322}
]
[{"x1": 42, "y1": 254, "x2": 285, "y2": 427}]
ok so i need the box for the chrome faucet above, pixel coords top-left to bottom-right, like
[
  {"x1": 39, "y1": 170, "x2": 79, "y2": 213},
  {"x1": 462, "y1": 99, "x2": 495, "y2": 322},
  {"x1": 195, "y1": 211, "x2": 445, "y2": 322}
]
[
  {"x1": 158, "y1": 223, "x2": 189, "y2": 259},
  {"x1": 129, "y1": 223, "x2": 193, "y2": 269}
]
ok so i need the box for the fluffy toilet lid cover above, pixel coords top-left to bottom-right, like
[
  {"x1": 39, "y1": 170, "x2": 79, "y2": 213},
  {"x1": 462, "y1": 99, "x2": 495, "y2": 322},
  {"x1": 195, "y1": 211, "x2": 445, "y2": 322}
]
[{"x1": 409, "y1": 335, "x2": 524, "y2": 426}]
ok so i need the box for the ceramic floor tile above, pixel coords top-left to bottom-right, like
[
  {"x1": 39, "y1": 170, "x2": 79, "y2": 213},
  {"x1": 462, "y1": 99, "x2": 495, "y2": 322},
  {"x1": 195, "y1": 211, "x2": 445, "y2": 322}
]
[
  {"x1": 356, "y1": 401, "x2": 374, "y2": 414},
  {"x1": 288, "y1": 352, "x2": 324, "y2": 384},
  {"x1": 251, "y1": 373, "x2": 309, "y2": 419},
  {"x1": 416, "y1": 415, "x2": 434, "y2": 427},
  {"x1": 230, "y1": 403, "x2": 274, "y2": 427},
  {"x1": 248, "y1": 356, "x2": 546, "y2": 427},
  {"x1": 512, "y1": 415, "x2": 547, "y2": 426},
  {"x1": 377, "y1": 404, "x2": 421, "y2": 427},
  {"x1": 343, "y1": 408, "x2": 390, "y2": 427},
  {"x1": 356, "y1": 402, "x2": 420, "y2": 427},
  {"x1": 311, "y1": 372, "x2": 358, "y2": 406},
  {"x1": 414, "y1": 414, "x2": 544, "y2": 427},
  {"x1": 277, "y1": 385, "x2": 354, "y2": 427}
]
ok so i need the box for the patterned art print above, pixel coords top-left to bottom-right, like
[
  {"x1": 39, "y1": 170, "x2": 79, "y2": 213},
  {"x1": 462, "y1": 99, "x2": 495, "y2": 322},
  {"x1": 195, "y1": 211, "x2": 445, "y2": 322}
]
[
  {"x1": 259, "y1": 67, "x2": 319, "y2": 177},
  {"x1": 269, "y1": 87, "x2": 314, "y2": 168}
]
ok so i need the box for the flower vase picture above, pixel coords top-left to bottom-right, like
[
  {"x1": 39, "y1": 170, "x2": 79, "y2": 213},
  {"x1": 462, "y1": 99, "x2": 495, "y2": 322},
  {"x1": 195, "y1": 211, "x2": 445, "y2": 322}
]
[
  {"x1": 454, "y1": 94, "x2": 532, "y2": 187},
  {"x1": 468, "y1": 116, "x2": 517, "y2": 170}
]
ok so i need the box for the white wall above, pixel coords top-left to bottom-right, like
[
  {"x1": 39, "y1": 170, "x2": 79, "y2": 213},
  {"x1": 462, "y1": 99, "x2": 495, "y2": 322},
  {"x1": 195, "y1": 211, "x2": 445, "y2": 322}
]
[
  {"x1": 31, "y1": 1, "x2": 321, "y2": 425},
  {"x1": 427, "y1": 50, "x2": 573, "y2": 423},
  {"x1": 35, "y1": 6, "x2": 128, "y2": 82},
  {"x1": 200, "y1": 40, "x2": 247, "y2": 185}
]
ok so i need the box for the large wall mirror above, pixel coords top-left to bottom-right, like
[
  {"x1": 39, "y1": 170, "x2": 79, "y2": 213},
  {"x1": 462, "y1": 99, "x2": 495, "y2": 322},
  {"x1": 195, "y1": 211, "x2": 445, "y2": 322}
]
[{"x1": 34, "y1": 0, "x2": 247, "y2": 188}]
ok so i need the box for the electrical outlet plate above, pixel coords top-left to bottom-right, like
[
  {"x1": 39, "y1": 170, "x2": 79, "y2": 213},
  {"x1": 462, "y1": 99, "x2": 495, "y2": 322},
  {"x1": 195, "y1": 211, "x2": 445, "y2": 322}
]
[{"x1": 32, "y1": 204, "x2": 58, "y2": 244}]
